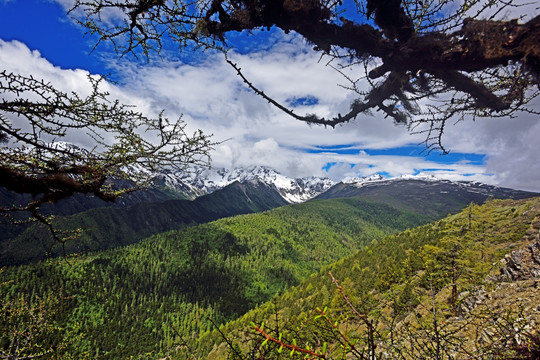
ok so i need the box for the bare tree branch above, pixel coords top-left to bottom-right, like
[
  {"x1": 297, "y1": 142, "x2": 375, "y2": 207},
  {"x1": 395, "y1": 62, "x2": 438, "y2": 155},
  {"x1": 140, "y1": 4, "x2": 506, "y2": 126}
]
[{"x1": 64, "y1": 1, "x2": 540, "y2": 149}]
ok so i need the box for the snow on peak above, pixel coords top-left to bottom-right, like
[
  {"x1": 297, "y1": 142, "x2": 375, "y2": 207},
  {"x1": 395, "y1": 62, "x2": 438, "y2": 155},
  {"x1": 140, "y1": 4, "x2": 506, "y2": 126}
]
[
  {"x1": 397, "y1": 173, "x2": 440, "y2": 181},
  {"x1": 342, "y1": 174, "x2": 385, "y2": 186},
  {"x1": 170, "y1": 166, "x2": 335, "y2": 203},
  {"x1": 342, "y1": 173, "x2": 453, "y2": 189}
]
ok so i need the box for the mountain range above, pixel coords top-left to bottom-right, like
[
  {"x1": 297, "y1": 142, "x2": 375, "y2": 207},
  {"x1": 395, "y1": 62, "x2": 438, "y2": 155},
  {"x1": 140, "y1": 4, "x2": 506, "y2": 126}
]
[
  {"x1": 153, "y1": 165, "x2": 336, "y2": 202},
  {"x1": 2, "y1": 188, "x2": 539, "y2": 359},
  {"x1": 151, "y1": 166, "x2": 539, "y2": 209},
  {"x1": 1, "y1": 160, "x2": 540, "y2": 359},
  {"x1": 0, "y1": 179, "x2": 287, "y2": 266},
  {"x1": 316, "y1": 174, "x2": 538, "y2": 218},
  {"x1": 1, "y1": 166, "x2": 538, "y2": 266}
]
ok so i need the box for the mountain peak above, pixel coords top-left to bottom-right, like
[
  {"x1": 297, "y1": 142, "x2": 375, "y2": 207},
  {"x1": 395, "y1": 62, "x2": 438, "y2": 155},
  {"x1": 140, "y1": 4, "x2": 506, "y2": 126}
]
[
  {"x1": 342, "y1": 173, "x2": 385, "y2": 185},
  {"x1": 342, "y1": 173, "x2": 458, "y2": 188},
  {"x1": 161, "y1": 166, "x2": 335, "y2": 203}
]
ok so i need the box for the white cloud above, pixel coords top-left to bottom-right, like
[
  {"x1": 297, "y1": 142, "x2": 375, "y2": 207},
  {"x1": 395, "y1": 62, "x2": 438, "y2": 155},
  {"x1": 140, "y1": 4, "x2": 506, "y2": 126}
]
[
  {"x1": 0, "y1": 39, "x2": 153, "y2": 148},
  {"x1": 52, "y1": 0, "x2": 126, "y2": 24},
  {"x1": 437, "y1": 96, "x2": 540, "y2": 192},
  {"x1": 2, "y1": 35, "x2": 538, "y2": 192}
]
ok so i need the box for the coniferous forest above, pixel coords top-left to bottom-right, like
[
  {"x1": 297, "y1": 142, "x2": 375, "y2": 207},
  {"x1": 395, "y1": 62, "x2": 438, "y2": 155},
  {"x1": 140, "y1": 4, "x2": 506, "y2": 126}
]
[
  {"x1": 1, "y1": 197, "x2": 428, "y2": 359},
  {"x1": 3, "y1": 0, "x2": 540, "y2": 358},
  {"x1": 2, "y1": 194, "x2": 540, "y2": 359}
]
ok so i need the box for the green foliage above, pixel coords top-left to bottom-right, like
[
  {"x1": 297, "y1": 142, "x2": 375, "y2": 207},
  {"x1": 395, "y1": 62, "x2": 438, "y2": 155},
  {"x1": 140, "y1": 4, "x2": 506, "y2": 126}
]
[
  {"x1": 187, "y1": 197, "x2": 540, "y2": 359},
  {"x1": 0, "y1": 197, "x2": 426, "y2": 359},
  {"x1": 0, "y1": 181, "x2": 287, "y2": 266},
  {"x1": 0, "y1": 274, "x2": 87, "y2": 360}
]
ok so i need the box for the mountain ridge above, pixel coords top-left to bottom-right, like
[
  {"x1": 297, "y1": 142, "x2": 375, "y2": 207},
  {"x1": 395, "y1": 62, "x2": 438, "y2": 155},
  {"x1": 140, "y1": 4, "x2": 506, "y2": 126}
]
[
  {"x1": 315, "y1": 176, "x2": 538, "y2": 219},
  {"x1": 158, "y1": 167, "x2": 539, "y2": 206},
  {"x1": 186, "y1": 197, "x2": 540, "y2": 359},
  {"x1": 0, "y1": 179, "x2": 287, "y2": 266},
  {"x1": 160, "y1": 165, "x2": 336, "y2": 203},
  {"x1": 0, "y1": 196, "x2": 432, "y2": 359}
]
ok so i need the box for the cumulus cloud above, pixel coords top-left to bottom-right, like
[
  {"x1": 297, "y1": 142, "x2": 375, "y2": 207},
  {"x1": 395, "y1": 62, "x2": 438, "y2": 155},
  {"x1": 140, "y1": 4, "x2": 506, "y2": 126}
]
[
  {"x1": 0, "y1": 39, "x2": 154, "y2": 148},
  {"x1": 1, "y1": 35, "x2": 538, "y2": 191},
  {"x1": 441, "y1": 104, "x2": 540, "y2": 192}
]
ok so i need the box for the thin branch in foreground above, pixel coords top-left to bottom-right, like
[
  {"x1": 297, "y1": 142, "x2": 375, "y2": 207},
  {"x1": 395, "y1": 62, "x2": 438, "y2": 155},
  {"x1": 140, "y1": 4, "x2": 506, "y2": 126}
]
[{"x1": 253, "y1": 325, "x2": 327, "y2": 358}]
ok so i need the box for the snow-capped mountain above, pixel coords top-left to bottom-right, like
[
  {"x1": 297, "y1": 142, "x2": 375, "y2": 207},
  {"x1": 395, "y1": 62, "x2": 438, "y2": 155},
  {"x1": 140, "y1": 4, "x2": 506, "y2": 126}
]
[
  {"x1": 31, "y1": 142, "x2": 335, "y2": 203},
  {"x1": 160, "y1": 166, "x2": 336, "y2": 203},
  {"x1": 29, "y1": 142, "x2": 539, "y2": 206},
  {"x1": 152, "y1": 168, "x2": 540, "y2": 206},
  {"x1": 342, "y1": 173, "x2": 386, "y2": 185},
  {"x1": 338, "y1": 172, "x2": 520, "y2": 195},
  {"x1": 316, "y1": 173, "x2": 539, "y2": 219}
]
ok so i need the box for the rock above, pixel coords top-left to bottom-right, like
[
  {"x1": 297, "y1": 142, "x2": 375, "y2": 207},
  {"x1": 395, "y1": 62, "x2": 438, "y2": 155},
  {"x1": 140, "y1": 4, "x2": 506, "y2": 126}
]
[
  {"x1": 495, "y1": 238, "x2": 540, "y2": 282},
  {"x1": 457, "y1": 287, "x2": 487, "y2": 318},
  {"x1": 526, "y1": 228, "x2": 538, "y2": 236},
  {"x1": 530, "y1": 240, "x2": 540, "y2": 265}
]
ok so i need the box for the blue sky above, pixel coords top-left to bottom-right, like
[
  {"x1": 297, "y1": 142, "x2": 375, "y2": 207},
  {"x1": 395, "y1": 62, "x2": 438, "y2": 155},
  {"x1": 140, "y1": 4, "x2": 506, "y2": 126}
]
[
  {"x1": 0, "y1": 0, "x2": 101, "y2": 71},
  {"x1": 1, "y1": 0, "x2": 539, "y2": 191}
]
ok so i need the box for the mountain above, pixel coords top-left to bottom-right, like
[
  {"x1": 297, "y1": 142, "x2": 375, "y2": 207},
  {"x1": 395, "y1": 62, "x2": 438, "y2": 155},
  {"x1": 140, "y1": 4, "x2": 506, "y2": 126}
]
[
  {"x1": 315, "y1": 174, "x2": 539, "y2": 219},
  {"x1": 3, "y1": 169, "x2": 537, "y2": 266},
  {"x1": 0, "y1": 165, "x2": 333, "y2": 233},
  {"x1": 0, "y1": 196, "x2": 430, "y2": 359},
  {"x1": 0, "y1": 180, "x2": 287, "y2": 266},
  {"x1": 167, "y1": 165, "x2": 336, "y2": 203},
  {"x1": 1, "y1": 163, "x2": 332, "y2": 256},
  {"x1": 0, "y1": 173, "x2": 192, "y2": 243},
  {"x1": 159, "y1": 168, "x2": 538, "y2": 212},
  {"x1": 186, "y1": 196, "x2": 540, "y2": 359}
]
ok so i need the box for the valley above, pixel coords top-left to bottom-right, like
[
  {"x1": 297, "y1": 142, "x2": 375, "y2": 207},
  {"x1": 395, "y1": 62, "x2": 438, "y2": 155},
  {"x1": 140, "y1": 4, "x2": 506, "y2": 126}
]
[
  {"x1": 2, "y1": 0, "x2": 540, "y2": 358},
  {"x1": 1, "y1": 168, "x2": 539, "y2": 359}
]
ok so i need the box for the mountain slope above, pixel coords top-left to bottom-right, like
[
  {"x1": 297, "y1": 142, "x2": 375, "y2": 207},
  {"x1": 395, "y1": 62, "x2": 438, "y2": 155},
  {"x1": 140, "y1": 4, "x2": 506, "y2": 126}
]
[
  {"x1": 189, "y1": 197, "x2": 540, "y2": 359},
  {"x1": 0, "y1": 180, "x2": 192, "y2": 242},
  {"x1": 0, "y1": 197, "x2": 430, "y2": 359},
  {"x1": 0, "y1": 180, "x2": 287, "y2": 266},
  {"x1": 316, "y1": 176, "x2": 539, "y2": 219},
  {"x1": 0, "y1": 166, "x2": 332, "y2": 245}
]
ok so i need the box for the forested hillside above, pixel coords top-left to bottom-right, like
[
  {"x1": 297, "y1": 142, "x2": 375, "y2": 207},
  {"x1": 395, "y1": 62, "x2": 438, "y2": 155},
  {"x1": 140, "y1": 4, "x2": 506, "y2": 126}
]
[
  {"x1": 0, "y1": 180, "x2": 192, "y2": 243},
  {"x1": 186, "y1": 197, "x2": 540, "y2": 359},
  {"x1": 0, "y1": 180, "x2": 287, "y2": 266},
  {"x1": 0, "y1": 197, "x2": 427, "y2": 359}
]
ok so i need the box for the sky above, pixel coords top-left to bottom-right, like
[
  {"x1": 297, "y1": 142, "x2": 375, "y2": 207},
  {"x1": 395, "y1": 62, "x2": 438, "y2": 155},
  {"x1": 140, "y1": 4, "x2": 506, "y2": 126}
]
[{"x1": 1, "y1": 0, "x2": 539, "y2": 192}]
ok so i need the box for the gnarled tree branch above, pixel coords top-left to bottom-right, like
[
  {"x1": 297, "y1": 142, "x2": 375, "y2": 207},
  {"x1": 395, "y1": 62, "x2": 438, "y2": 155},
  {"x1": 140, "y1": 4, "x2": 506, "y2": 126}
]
[{"x1": 69, "y1": 0, "x2": 540, "y2": 152}]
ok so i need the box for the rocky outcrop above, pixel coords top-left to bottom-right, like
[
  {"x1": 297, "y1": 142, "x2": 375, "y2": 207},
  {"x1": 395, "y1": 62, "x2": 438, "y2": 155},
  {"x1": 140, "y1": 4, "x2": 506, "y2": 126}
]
[
  {"x1": 497, "y1": 217, "x2": 540, "y2": 282},
  {"x1": 458, "y1": 217, "x2": 540, "y2": 318}
]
